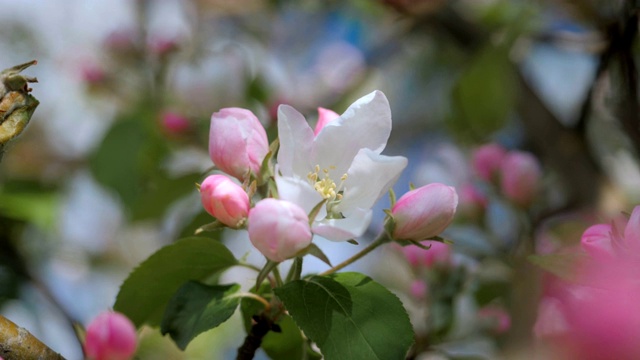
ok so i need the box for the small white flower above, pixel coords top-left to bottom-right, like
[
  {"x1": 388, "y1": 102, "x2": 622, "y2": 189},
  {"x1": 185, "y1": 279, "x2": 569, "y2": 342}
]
[{"x1": 276, "y1": 90, "x2": 407, "y2": 241}]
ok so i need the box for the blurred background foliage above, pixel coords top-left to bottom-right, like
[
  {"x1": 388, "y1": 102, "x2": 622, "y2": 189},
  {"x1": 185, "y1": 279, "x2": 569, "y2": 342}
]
[{"x1": 0, "y1": 0, "x2": 639, "y2": 359}]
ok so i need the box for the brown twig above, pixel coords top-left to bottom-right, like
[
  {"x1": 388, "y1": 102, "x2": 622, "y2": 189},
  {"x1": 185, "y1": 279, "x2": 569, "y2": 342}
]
[{"x1": 0, "y1": 315, "x2": 66, "y2": 360}]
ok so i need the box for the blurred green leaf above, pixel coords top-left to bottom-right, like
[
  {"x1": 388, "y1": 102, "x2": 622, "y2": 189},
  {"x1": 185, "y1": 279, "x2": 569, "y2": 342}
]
[
  {"x1": 161, "y1": 281, "x2": 241, "y2": 350},
  {"x1": 262, "y1": 315, "x2": 304, "y2": 360},
  {"x1": 90, "y1": 118, "x2": 147, "y2": 210},
  {"x1": 450, "y1": 45, "x2": 516, "y2": 139},
  {"x1": 528, "y1": 252, "x2": 587, "y2": 281},
  {"x1": 131, "y1": 172, "x2": 201, "y2": 221},
  {"x1": 274, "y1": 272, "x2": 414, "y2": 360},
  {"x1": 113, "y1": 237, "x2": 237, "y2": 327},
  {"x1": 0, "y1": 188, "x2": 57, "y2": 230}
]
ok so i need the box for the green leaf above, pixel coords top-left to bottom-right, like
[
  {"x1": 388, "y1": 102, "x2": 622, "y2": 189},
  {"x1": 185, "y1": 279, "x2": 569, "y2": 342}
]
[
  {"x1": 274, "y1": 272, "x2": 414, "y2": 360},
  {"x1": 113, "y1": 237, "x2": 237, "y2": 327},
  {"x1": 450, "y1": 45, "x2": 516, "y2": 140},
  {"x1": 528, "y1": 252, "x2": 587, "y2": 281},
  {"x1": 90, "y1": 118, "x2": 147, "y2": 209},
  {"x1": 131, "y1": 172, "x2": 201, "y2": 221},
  {"x1": 160, "y1": 281, "x2": 241, "y2": 350},
  {"x1": 262, "y1": 315, "x2": 304, "y2": 360},
  {"x1": 0, "y1": 188, "x2": 58, "y2": 230}
]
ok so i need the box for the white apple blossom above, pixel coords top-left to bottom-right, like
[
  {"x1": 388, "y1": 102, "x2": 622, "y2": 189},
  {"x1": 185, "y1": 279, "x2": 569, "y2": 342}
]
[{"x1": 275, "y1": 90, "x2": 407, "y2": 241}]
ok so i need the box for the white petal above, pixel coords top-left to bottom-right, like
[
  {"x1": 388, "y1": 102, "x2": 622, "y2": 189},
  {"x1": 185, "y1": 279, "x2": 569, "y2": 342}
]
[
  {"x1": 311, "y1": 91, "x2": 392, "y2": 175},
  {"x1": 336, "y1": 149, "x2": 407, "y2": 214},
  {"x1": 275, "y1": 175, "x2": 326, "y2": 218},
  {"x1": 312, "y1": 208, "x2": 373, "y2": 241},
  {"x1": 276, "y1": 105, "x2": 314, "y2": 177}
]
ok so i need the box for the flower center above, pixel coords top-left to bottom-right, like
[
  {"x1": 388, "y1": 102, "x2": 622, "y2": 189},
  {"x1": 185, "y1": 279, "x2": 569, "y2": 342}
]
[{"x1": 307, "y1": 165, "x2": 347, "y2": 215}]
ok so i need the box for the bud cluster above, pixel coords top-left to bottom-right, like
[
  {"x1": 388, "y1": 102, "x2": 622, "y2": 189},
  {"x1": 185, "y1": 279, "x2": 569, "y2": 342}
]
[{"x1": 471, "y1": 143, "x2": 542, "y2": 207}]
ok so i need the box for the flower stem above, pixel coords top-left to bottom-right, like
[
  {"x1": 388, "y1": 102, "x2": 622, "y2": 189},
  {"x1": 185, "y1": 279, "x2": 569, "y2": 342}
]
[
  {"x1": 319, "y1": 232, "x2": 391, "y2": 276},
  {"x1": 231, "y1": 293, "x2": 271, "y2": 311}
]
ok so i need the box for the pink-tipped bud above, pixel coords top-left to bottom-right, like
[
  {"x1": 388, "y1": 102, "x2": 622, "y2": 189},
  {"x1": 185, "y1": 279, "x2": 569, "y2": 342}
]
[
  {"x1": 248, "y1": 198, "x2": 312, "y2": 262},
  {"x1": 209, "y1": 108, "x2": 269, "y2": 180},
  {"x1": 471, "y1": 143, "x2": 507, "y2": 182},
  {"x1": 477, "y1": 305, "x2": 511, "y2": 334},
  {"x1": 391, "y1": 183, "x2": 458, "y2": 241},
  {"x1": 314, "y1": 107, "x2": 340, "y2": 136},
  {"x1": 499, "y1": 151, "x2": 541, "y2": 207},
  {"x1": 200, "y1": 175, "x2": 250, "y2": 228},
  {"x1": 401, "y1": 240, "x2": 451, "y2": 268},
  {"x1": 160, "y1": 111, "x2": 190, "y2": 134},
  {"x1": 580, "y1": 223, "x2": 615, "y2": 262},
  {"x1": 85, "y1": 311, "x2": 137, "y2": 360}
]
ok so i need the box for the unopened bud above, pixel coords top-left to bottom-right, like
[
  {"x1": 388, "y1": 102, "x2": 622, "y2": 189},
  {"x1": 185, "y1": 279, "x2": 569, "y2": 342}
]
[
  {"x1": 391, "y1": 183, "x2": 458, "y2": 241},
  {"x1": 200, "y1": 175, "x2": 250, "y2": 228},
  {"x1": 85, "y1": 311, "x2": 137, "y2": 360},
  {"x1": 248, "y1": 198, "x2": 312, "y2": 262},
  {"x1": 209, "y1": 108, "x2": 269, "y2": 180},
  {"x1": 499, "y1": 151, "x2": 541, "y2": 207}
]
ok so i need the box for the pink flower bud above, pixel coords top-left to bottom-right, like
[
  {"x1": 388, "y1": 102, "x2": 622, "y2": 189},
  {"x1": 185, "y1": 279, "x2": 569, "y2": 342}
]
[
  {"x1": 248, "y1": 198, "x2": 312, "y2": 262},
  {"x1": 471, "y1": 143, "x2": 507, "y2": 182},
  {"x1": 401, "y1": 240, "x2": 451, "y2": 268},
  {"x1": 580, "y1": 223, "x2": 615, "y2": 262},
  {"x1": 477, "y1": 305, "x2": 511, "y2": 334},
  {"x1": 314, "y1": 107, "x2": 340, "y2": 136},
  {"x1": 499, "y1": 151, "x2": 541, "y2": 207},
  {"x1": 391, "y1": 183, "x2": 458, "y2": 241},
  {"x1": 85, "y1": 311, "x2": 137, "y2": 360},
  {"x1": 209, "y1": 108, "x2": 269, "y2": 180},
  {"x1": 200, "y1": 175, "x2": 249, "y2": 228},
  {"x1": 160, "y1": 111, "x2": 190, "y2": 134}
]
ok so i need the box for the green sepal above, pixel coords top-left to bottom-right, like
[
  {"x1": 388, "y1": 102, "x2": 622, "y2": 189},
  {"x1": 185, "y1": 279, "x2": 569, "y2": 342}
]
[
  {"x1": 346, "y1": 239, "x2": 359, "y2": 245},
  {"x1": 388, "y1": 188, "x2": 397, "y2": 208},
  {"x1": 308, "y1": 199, "x2": 328, "y2": 225},
  {"x1": 256, "y1": 260, "x2": 279, "y2": 291},
  {"x1": 302, "y1": 243, "x2": 332, "y2": 267},
  {"x1": 194, "y1": 220, "x2": 225, "y2": 234},
  {"x1": 285, "y1": 257, "x2": 304, "y2": 283}
]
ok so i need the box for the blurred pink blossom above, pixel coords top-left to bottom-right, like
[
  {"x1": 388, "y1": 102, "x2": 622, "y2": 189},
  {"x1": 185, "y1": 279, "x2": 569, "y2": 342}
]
[
  {"x1": 160, "y1": 111, "x2": 190, "y2": 134},
  {"x1": 499, "y1": 151, "x2": 541, "y2": 207},
  {"x1": 458, "y1": 183, "x2": 487, "y2": 217},
  {"x1": 401, "y1": 240, "x2": 451, "y2": 268},
  {"x1": 471, "y1": 143, "x2": 507, "y2": 182},
  {"x1": 85, "y1": 311, "x2": 137, "y2": 360},
  {"x1": 477, "y1": 305, "x2": 511, "y2": 334},
  {"x1": 409, "y1": 279, "x2": 428, "y2": 300},
  {"x1": 580, "y1": 206, "x2": 640, "y2": 261}
]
